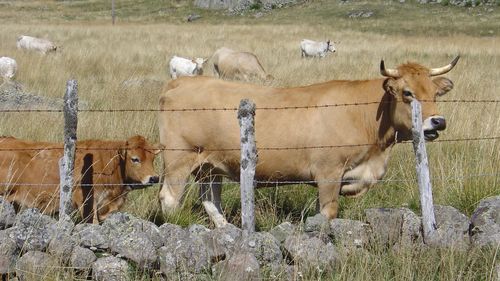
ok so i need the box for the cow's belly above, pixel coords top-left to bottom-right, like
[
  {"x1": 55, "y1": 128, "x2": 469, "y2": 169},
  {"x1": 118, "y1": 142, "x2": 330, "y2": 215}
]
[{"x1": 340, "y1": 151, "x2": 390, "y2": 197}]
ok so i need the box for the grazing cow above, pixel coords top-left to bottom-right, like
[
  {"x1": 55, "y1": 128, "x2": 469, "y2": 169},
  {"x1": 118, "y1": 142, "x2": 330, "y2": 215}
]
[
  {"x1": 0, "y1": 57, "x2": 17, "y2": 82},
  {"x1": 0, "y1": 135, "x2": 160, "y2": 223},
  {"x1": 169, "y1": 55, "x2": 207, "y2": 80},
  {"x1": 16, "y1": 35, "x2": 57, "y2": 54},
  {"x1": 158, "y1": 56, "x2": 459, "y2": 220},
  {"x1": 211, "y1": 47, "x2": 274, "y2": 81},
  {"x1": 300, "y1": 39, "x2": 336, "y2": 58}
]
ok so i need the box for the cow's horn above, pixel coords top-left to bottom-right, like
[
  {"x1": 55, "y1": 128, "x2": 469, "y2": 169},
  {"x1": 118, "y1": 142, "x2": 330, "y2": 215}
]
[
  {"x1": 429, "y1": 56, "x2": 460, "y2": 76},
  {"x1": 380, "y1": 60, "x2": 400, "y2": 78}
]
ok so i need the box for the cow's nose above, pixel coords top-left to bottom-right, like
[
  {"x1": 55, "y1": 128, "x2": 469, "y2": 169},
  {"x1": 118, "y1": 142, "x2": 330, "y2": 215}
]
[
  {"x1": 431, "y1": 116, "x2": 446, "y2": 130},
  {"x1": 149, "y1": 176, "x2": 160, "y2": 184}
]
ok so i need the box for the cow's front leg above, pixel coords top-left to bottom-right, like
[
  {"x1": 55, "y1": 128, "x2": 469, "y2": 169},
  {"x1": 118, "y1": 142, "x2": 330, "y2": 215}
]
[{"x1": 318, "y1": 182, "x2": 341, "y2": 219}]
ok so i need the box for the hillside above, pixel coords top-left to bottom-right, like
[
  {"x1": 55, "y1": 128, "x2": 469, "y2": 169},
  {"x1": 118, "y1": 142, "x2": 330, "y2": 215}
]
[{"x1": 0, "y1": 0, "x2": 498, "y2": 36}]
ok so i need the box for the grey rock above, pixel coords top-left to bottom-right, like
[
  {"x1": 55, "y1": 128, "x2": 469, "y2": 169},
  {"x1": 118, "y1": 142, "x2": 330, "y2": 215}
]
[
  {"x1": 330, "y1": 218, "x2": 370, "y2": 249},
  {"x1": 0, "y1": 81, "x2": 64, "y2": 110},
  {"x1": 10, "y1": 208, "x2": 57, "y2": 252},
  {"x1": 270, "y1": 222, "x2": 296, "y2": 244},
  {"x1": 348, "y1": 10, "x2": 374, "y2": 18},
  {"x1": 109, "y1": 231, "x2": 157, "y2": 268},
  {"x1": 187, "y1": 14, "x2": 202, "y2": 22},
  {"x1": 365, "y1": 208, "x2": 422, "y2": 247},
  {"x1": 266, "y1": 263, "x2": 294, "y2": 281},
  {"x1": 304, "y1": 213, "x2": 331, "y2": 234},
  {"x1": 158, "y1": 234, "x2": 210, "y2": 275},
  {"x1": 47, "y1": 233, "x2": 76, "y2": 261},
  {"x1": 283, "y1": 234, "x2": 339, "y2": 271},
  {"x1": 16, "y1": 251, "x2": 58, "y2": 280},
  {"x1": 70, "y1": 246, "x2": 97, "y2": 269},
  {"x1": 425, "y1": 205, "x2": 469, "y2": 249},
  {"x1": 194, "y1": 0, "x2": 299, "y2": 12},
  {"x1": 0, "y1": 231, "x2": 19, "y2": 274},
  {"x1": 470, "y1": 196, "x2": 500, "y2": 247},
  {"x1": 217, "y1": 253, "x2": 261, "y2": 281},
  {"x1": 159, "y1": 223, "x2": 187, "y2": 245},
  {"x1": 92, "y1": 256, "x2": 131, "y2": 281},
  {"x1": 236, "y1": 232, "x2": 282, "y2": 267},
  {"x1": 188, "y1": 224, "x2": 211, "y2": 237},
  {"x1": 73, "y1": 223, "x2": 109, "y2": 249},
  {"x1": 201, "y1": 224, "x2": 242, "y2": 261},
  {"x1": 0, "y1": 196, "x2": 16, "y2": 229},
  {"x1": 103, "y1": 212, "x2": 163, "y2": 249}
]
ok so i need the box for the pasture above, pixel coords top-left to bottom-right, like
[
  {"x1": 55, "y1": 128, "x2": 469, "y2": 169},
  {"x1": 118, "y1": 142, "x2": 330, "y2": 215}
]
[{"x1": 0, "y1": 0, "x2": 499, "y2": 280}]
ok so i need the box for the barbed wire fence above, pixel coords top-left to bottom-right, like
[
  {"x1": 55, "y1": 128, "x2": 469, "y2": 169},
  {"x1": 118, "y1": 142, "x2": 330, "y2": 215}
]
[{"x1": 1, "y1": 80, "x2": 500, "y2": 235}]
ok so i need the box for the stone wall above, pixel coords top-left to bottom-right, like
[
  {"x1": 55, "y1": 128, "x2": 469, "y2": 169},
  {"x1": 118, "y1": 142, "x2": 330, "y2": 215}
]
[{"x1": 1, "y1": 195, "x2": 499, "y2": 280}]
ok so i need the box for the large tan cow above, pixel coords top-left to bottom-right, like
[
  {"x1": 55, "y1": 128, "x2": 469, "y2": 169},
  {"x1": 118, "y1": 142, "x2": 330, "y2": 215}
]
[
  {"x1": 0, "y1": 135, "x2": 160, "y2": 223},
  {"x1": 211, "y1": 47, "x2": 274, "y2": 81},
  {"x1": 158, "y1": 57, "x2": 459, "y2": 219}
]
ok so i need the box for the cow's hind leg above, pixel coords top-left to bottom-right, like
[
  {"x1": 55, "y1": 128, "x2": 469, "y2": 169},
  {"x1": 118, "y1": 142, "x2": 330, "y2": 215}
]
[
  {"x1": 195, "y1": 165, "x2": 223, "y2": 213},
  {"x1": 159, "y1": 152, "x2": 198, "y2": 213}
]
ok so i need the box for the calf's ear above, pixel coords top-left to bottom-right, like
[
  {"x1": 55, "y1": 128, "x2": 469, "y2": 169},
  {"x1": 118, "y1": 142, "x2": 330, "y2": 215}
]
[
  {"x1": 118, "y1": 141, "x2": 128, "y2": 159},
  {"x1": 433, "y1": 77, "x2": 454, "y2": 96}
]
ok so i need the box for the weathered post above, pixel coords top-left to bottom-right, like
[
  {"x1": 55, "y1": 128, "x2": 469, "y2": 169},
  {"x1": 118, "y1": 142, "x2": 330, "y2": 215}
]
[
  {"x1": 59, "y1": 80, "x2": 78, "y2": 220},
  {"x1": 411, "y1": 100, "x2": 437, "y2": 240},
  {"x1": 238, "y1": 99, "x2": 257, "y2": 236},
  {"x1": 111, "y1": 0, "x2": 116, "y2": 25}
]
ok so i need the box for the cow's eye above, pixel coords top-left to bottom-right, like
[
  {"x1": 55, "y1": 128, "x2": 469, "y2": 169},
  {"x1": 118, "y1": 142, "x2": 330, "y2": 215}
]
[
  {"x1": 131, "y1": 157, "x2": 140, "y2": 163},
  {"x1": 403, "y1": 90, "x2": 413, "y2": 98}
]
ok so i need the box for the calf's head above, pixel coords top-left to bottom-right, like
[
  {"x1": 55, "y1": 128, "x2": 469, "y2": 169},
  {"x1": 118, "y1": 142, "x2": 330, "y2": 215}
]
[
  {"x1": 381, "y1": 56, "x2": 459, "y2": 141},
  {"x1": 119, "y1": 135, "x2": 161, "y2": 188}
]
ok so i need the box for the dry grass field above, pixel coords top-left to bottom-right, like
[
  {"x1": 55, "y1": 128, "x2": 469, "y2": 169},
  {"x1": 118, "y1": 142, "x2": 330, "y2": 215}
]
[{"x1": 0, "y1": 0, "x2": 499, "y2": 280}]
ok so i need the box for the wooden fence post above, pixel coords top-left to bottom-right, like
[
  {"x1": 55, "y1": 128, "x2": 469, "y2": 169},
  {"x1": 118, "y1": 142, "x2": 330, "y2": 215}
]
[
  {"x1": 411, "y1": 100, "x2": 437, "y2": 240},
  {"x1": 59, "y1": 80, "x2": 78, "y2": 220},
  {"x1": 238, "y1": 99, "x2": 257, "y2": 236},
  {"x1": 111, "y1": 0, "x2": 116, "y2": 25}
]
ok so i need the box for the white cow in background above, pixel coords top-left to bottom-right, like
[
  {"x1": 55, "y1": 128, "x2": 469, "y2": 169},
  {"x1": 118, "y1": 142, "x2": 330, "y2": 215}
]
[
  {"x1": 169, "y1": 56, "x2": 206, "y2": 79},
  {"x1": 0, "y1": 57, "x2": 17, "y2": 82},
  {"x1": 16, "y1": 35, "x2": 57, "y2": 54},
  {"x1": 300, "y1": 39, "x2": 336, "y2": 58}
]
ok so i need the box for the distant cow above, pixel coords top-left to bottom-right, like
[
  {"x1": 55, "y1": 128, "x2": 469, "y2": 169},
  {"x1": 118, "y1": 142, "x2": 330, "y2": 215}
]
[
  {"x1": 211, "y1": 47, "x2": 273, "y2": 81},
  {"x1": 0, "y1": 57, "x2": 17, "y2": 81},
  {"x1": 169, "y1": 55, "x2": 206, "y2": 79},
  {"x1": 158, "y1": 56, "x2": 459, "y2": 220},
  {"x1": 300, "y1": 39, "x2": 336, "y2": 58},
  {"x1": 16, "y1": 35, "x2": 57, "y2": 54},
  {"x1": 0, "y1": 135, "x2": 160, "y2": 223}
]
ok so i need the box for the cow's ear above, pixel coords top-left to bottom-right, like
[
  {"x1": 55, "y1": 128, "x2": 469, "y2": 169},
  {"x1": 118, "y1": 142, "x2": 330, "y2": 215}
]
[
  {"x1": 118, "y1": 148, "x2": 126, "y2": 159},
  {"x1": 433, "y1": 77, "x2": 454, "y2": 96},
  {"x1": 383, "y1": 78, "x2": 398, "y2": 96},
  {"x1": 118, "y1": 142, "x2": 128, "y2": 160}
]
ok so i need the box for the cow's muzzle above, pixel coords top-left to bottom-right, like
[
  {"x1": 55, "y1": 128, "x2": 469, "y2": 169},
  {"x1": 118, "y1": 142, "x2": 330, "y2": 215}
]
[{"x1": 423, "y1": 116, "x2": 446, "y2": 141}]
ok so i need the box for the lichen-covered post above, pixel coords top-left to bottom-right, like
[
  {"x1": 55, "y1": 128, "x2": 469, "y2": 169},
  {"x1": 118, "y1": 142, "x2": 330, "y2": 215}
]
[
  {"x1": 238, "y1": 99, "x2": 257, "y2": 236},
  {"x1": 59, "y1": 80, "x2": 78, "y2": 220},
  {"x1": 411, "y1": 100, "x2": 437, "y2": 240}
]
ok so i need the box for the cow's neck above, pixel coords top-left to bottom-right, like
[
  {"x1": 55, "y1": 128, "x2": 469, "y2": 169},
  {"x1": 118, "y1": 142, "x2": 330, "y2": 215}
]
[{"x1": 365, "y1": 84, "x2": 399, "y2": 152}]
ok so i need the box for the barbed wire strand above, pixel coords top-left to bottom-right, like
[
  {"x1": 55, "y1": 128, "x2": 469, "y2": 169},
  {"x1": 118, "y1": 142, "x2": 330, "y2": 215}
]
[
  {"x1": 0, "y1": 136, "x2": 498, "y2": 152},
  {"x1": 0, "y1": 99, "x2": 499, "y2": 113},
  {"x1": 1, "y1": 171, "x2": 498, "y2": 188}
]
